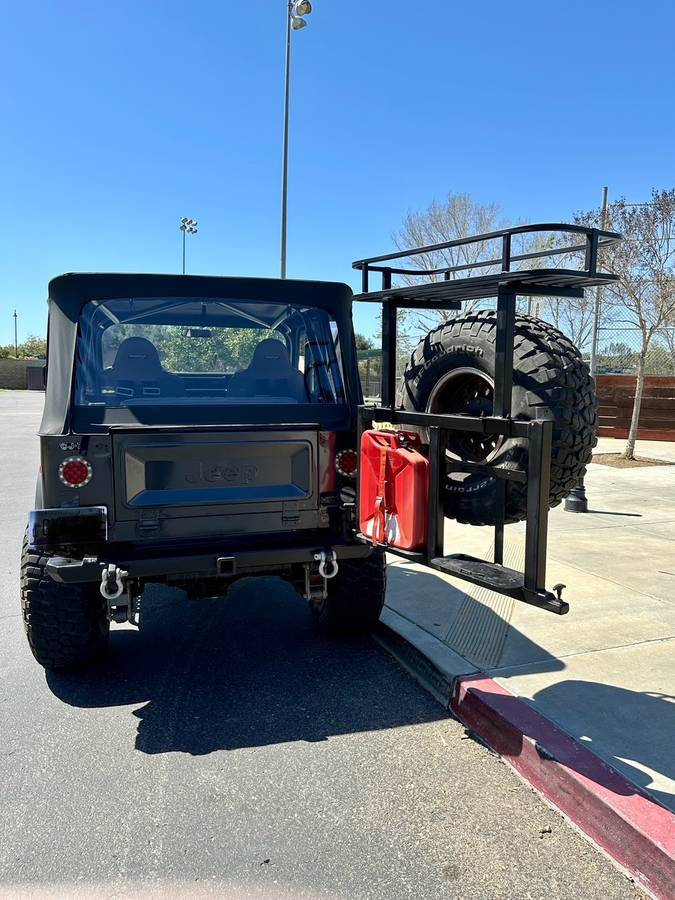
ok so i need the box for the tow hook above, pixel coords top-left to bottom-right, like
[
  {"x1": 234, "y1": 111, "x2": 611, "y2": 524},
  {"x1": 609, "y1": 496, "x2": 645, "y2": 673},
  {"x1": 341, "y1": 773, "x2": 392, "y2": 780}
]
[
  {"x1": 302, "y1": 550, "x2": 339, "y2": 603},
  {"x1": 100, "y1": 564, "x2": 127, "y2": 601},
  {"x1": 99, "y1": 564, "x2": 143, "y2": 628},
  {"x1": 314, "y1": 550, "x2": 338, "y2": 580}
]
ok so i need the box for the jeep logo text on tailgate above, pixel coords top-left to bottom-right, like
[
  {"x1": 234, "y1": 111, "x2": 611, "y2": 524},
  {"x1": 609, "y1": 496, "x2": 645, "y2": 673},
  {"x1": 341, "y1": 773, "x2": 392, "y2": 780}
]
[{"x1": 185, "y1": 462, "x2": 259, "y2": 485}]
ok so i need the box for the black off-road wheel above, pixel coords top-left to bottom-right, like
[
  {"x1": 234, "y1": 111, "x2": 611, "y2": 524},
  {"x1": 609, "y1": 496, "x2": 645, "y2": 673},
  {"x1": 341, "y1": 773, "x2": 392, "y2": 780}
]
[
  {"x1": 311, "y1": 550, "x2": 386, "y2": 634},
  {"x1": 20, "y1": 533, "x2": 110, "y2": 670},
  {"x1": 401, "y1": 310, "x2": 598, "y2": 526}
]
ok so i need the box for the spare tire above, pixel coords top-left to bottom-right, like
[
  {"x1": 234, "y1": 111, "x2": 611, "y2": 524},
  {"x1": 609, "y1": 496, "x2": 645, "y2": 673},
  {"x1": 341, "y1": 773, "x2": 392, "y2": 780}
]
[{"x1": 401, "y1": 310, "x2": 597, "y2": 526}]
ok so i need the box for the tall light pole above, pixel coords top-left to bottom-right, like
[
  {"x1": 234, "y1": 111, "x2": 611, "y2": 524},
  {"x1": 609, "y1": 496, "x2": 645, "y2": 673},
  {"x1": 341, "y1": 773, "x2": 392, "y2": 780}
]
[
  {"x1": 13, "y1": 310, "x2": 18, "y2": 357},
  {"x1": 179, "y1": 217, "x2": 198, "y2": 274},
  {"x1": 566, "y1": 186, "x2": 609, "y2": 515},
  {"x1": 589, "y1": 186, "x2": 609, "y2": 376},
  {"x1": 280, "y1": 0, "x2": 313, "y2": 279}
]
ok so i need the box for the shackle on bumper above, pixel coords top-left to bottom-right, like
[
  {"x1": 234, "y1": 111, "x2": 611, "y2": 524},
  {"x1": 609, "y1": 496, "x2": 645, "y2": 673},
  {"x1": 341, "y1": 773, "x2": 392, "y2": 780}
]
[
  {"x1": 313, "y1": 550, "x2": 338, "y2": 579},
  {"x1": 99, "y1": 564, "x2": 128, "y2": 600}
]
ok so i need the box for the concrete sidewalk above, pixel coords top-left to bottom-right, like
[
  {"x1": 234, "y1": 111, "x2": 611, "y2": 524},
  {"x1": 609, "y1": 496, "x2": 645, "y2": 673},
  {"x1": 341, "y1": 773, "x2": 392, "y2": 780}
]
[{"x1": 381, "y1": 437, "x2": 675, "y2": 896}]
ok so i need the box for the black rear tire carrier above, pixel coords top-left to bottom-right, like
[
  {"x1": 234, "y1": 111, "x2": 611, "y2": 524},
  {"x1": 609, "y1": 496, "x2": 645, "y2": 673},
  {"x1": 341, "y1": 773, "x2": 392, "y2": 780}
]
[{"x1": 352, "y1": 223, "x2": 622, "y2": 616}]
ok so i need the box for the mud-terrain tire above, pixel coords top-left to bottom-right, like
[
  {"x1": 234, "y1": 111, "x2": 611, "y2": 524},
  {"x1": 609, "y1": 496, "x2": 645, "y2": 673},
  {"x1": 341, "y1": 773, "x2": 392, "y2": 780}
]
[
  {"x1": 20, "y1": 533, "x2": 109, "y2": 670},
  {"x1": 311, "y1": 550, "x2": 386, "y2": 634},
  {"x1": 401, "y1": 310, "x2": 597, "y2": 526}
]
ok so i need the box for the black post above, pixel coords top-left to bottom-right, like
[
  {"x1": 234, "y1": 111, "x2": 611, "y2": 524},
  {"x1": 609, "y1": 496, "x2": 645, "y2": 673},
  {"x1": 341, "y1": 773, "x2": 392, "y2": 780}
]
[
  {"x1": 525, "y1": 420, "x2": 553, "y2": 590},
  {"x1": 493, "y1": 289, "x2": 516, "y2": 565},
  {"x1": 427, "y1": 426, "x2": 447, "y2": 561},
  {"x1": 380, "y1": 269, "x2": 396, "y2": 409},
  {"x1": 564, "y1": 477, "x2": 588, "y2": 513},
  {"x1": 13, "y1": 310, "x2": 18, "y2": 357},
  {"x1": 493, "y1": 290, "x2": 516, "y2": 418}
]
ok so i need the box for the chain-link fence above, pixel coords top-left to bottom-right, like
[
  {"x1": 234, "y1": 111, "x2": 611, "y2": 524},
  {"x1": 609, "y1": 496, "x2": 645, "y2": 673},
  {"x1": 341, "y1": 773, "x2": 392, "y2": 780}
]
[
  {"x1": 358, "y1": 352, "x2": 410, "y2": 401},
  {"x1": 358, "y1": 302, "x2": 675, "y2": 399},
  {"x1": 593, "y1": 327, "x2": 675, "y2": 376}
]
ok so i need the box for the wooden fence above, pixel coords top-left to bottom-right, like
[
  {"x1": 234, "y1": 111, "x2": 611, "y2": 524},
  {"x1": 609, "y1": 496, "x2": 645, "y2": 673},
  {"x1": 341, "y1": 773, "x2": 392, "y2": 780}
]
[{"x1": 596, "y1": 375, "x2": 675, "y2": 441}]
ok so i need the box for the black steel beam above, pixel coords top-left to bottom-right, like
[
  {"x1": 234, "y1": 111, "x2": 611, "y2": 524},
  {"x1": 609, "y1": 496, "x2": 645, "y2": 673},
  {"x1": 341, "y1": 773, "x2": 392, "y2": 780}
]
[
  {"x1": 380, "y1": 269, "x2": 397, "y2": 408},
  {"x1": 585, "y1": 228, "x2": 599, "y2": 276},
  {"x1": 353, "y1": 270, "x2": 605, "y2": 306},
  {"x1": 389, "y1": 299, "x2": 463, "y2": 310},
  {"x1": 427, "y1": 427, "x2": 446, "y2": 560},
  {"x1": 494, "y1": 479, "x2": 506, "y2": 566},
  {"x1": 360, "y1": 407, "x2": 532, "y2": 439},
  {"x1": 524, "y1": 420, "x2": 553, "y2": 592},
  {"x1": 493, "y1": 290, "x2": 516, "y2": 418}
]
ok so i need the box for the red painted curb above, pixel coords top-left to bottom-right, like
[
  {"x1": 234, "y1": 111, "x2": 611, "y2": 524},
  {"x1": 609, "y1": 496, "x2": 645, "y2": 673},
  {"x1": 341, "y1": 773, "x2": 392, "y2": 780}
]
[{"x1": 451, "y1": 674, "x2": 675, "y2": 900}]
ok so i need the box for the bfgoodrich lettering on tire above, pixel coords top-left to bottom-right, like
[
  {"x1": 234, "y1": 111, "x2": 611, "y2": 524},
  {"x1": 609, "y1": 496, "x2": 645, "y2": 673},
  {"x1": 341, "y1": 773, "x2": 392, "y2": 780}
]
[{"x1": 401, "y1": 310, "x2": 598, "y2": 526}]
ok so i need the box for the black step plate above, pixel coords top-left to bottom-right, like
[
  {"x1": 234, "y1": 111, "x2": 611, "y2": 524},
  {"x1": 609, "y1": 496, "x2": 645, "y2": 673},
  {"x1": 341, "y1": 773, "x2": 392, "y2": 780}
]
[{"x1": 430, "y1": 553, "x2": 524, "y2": 593}]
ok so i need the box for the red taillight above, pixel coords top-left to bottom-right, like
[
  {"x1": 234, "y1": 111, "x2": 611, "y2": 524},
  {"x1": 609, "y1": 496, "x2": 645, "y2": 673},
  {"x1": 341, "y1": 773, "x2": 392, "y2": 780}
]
[
  {"x1": 336, "y1": 448, "x2": 357, "y2": 478},
  {"x1": 59, "y1": 456, "x2": 92, "y2": 488}
]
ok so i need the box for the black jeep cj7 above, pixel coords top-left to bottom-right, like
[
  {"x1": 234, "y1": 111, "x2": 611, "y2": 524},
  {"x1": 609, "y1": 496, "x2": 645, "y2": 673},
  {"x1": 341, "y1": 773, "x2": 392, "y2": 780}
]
[{"x1": 21, "y1": 224, "x2": 620, "y2": 670}]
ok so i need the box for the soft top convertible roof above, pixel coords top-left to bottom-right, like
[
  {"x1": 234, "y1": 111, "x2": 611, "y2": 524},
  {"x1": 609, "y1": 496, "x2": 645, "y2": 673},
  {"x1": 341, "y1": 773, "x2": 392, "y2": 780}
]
[
  {"x1": 41, "y1": 273, "x2": 356, "y2": 435},
  {"x1": 48, "y1": 273, "x2": 353, "y2": 321}
]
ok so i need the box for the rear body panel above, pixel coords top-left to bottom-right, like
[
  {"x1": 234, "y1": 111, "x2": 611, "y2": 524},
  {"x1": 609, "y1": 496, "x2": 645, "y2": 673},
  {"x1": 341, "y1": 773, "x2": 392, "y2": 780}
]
[
  {"x1": 112, "y1": 427, "x2": 322, "y2": 537},
  {"x1": 115, "y1": 430, "x2": 315, "y2": 510},
  {"x1": 40, "y1": 426, "x2": 331, "y2": 544}
]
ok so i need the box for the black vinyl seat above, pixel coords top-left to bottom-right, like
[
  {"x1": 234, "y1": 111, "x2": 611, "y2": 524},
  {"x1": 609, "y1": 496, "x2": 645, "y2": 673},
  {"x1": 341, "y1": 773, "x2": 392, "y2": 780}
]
[
  {"x1": 228, "y1": 338, "x2": 307, "y2": 402},
  {"x1": 107, "y1": 337, "x2": 185, "y2": 399}
]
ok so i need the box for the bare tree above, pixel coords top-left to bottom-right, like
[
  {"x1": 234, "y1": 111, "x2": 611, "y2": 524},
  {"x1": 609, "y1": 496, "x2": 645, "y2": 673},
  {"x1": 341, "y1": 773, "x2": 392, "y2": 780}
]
[
  {"x1": 391, "y1": 194, "x2": 587, "y2": 340},
  {"x1": 577, "y1": 190, "x2": 675, "y2": 458},
  {"x1": 542, "y1": 291, "x2": 595, "y2": 350},
  {"x1": 391, "y1": 193, "x2": 508, "y2": 332},
  {"x1": 659, "y1": 304, "x2": 675, "y2": 373}
]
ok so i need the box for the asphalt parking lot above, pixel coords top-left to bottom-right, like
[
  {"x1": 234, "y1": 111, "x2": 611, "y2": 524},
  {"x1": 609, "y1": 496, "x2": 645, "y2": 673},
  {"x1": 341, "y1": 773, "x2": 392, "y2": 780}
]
[{"x1": 0, "y1": 391, "x2": 643, "y2": 899}]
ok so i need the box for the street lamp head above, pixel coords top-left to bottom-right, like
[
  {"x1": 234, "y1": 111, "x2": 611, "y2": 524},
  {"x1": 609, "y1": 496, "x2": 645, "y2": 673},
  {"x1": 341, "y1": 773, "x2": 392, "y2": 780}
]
[
  {"x1": 180, "y1": 217, "x2": 198, "y2": 233},
  {"x1": 291, "y1": 14, "x2": 307, "y2": 29},
  {"x1": 293, "y1": 0, "x2": 312, "y2": 15}
]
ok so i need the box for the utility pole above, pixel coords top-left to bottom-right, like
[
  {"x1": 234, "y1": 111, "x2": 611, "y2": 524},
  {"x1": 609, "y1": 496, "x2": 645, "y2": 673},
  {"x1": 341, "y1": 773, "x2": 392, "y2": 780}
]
[
  {"x1": 13, "y1": 310, "x2": 18, "y2": 357},
  {"x1": 589, "y1": 186, "x2": 609, "y2": 376}
]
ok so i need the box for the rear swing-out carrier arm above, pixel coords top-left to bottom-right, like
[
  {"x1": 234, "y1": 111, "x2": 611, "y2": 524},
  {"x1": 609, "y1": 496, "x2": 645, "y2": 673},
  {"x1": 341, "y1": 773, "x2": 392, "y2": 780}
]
[{"x1": 352, "y1": 223, "x2": 621, "y2": 615}]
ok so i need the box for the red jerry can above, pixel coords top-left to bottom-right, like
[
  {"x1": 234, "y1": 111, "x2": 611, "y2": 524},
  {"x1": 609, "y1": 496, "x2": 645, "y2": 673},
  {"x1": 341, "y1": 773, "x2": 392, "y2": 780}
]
[{"x1": 359, "y1": 430, "x2": 429, "y2": 551}]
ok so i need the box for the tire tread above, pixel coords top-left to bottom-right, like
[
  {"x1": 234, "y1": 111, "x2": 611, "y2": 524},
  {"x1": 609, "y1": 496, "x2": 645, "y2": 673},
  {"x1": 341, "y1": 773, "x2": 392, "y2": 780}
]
[
  {"x1": 403, "y1": 310, "x2": 597, "y2": 526},
  {"x1": 20, "y1": 533, "x2": 109, "y2": 670}
]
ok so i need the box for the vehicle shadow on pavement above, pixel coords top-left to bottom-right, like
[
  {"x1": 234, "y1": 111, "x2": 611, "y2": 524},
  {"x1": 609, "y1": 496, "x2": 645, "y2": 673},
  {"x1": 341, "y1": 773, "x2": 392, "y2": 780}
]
[{"x1": 46, "y1": 578, "x2": 448, "y2": 755}]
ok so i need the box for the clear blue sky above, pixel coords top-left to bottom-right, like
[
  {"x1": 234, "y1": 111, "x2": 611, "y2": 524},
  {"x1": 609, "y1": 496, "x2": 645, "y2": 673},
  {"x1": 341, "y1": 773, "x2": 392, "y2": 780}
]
[{"x1": 1, "y1": 0, "x2": 674, "y2": 344}]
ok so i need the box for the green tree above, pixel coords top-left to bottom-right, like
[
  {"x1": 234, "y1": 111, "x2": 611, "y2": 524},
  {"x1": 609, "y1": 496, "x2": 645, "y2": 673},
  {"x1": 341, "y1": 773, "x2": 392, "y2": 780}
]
[
  {"x1": 20, "y1": 334, "x2": 47, "y2": 358},
  {"x1": 101, "y1": 323, "x2": 282, "y2": 373},
  {"x1": 575, "y1": 189, "x2": 675, "y2": 458},
  {"x1": 354, "y1": 333, "x2": 375, "y2": 351},
  {"x1": 0, "y1": 334, "x2": 47, "y2": 358}
]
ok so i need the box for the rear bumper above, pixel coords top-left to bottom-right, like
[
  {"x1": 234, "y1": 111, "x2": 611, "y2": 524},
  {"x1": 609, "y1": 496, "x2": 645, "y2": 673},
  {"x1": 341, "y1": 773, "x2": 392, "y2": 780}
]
[{"x1": 44, "y1": 540, "x2": 371, "y2": 585}]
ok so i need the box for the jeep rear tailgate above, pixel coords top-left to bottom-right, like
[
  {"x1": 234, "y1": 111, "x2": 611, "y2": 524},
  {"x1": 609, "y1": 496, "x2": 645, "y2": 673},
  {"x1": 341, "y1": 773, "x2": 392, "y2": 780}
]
[{"x1": 111, "y1": 427, "x2": 322, "y2": 538}]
